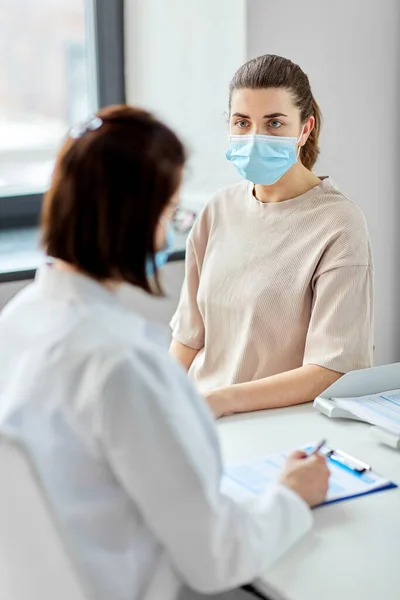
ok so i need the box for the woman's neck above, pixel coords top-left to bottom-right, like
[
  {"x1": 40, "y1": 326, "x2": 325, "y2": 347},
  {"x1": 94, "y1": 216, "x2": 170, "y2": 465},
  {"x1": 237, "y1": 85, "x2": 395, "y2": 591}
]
[
  {"x1": 53, "y1": 260, "x2": 118, "y2": 292},
  {"x1": 254, "y1": 163, "x2": 321, "y2": 204}
]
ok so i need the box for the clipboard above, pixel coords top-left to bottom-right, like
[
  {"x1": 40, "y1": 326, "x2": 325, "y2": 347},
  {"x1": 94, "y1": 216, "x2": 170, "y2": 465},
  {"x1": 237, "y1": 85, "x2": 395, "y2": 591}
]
[
  {"x1": 307, "y1": 444, "x2": 397, "y2": 506},
  {"x1": 221, "y1": 443, "x2": 397, "y2": 507},
  {"x1": 313, "y1": 363, "x2": 400, "y2": 449}
]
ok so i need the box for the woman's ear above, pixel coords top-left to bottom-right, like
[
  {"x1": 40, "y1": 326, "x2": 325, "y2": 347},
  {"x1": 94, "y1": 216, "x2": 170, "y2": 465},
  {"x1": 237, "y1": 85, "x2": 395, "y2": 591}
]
[{"x1": 299, "y1": 115, "x2": 315, "y2": 147}]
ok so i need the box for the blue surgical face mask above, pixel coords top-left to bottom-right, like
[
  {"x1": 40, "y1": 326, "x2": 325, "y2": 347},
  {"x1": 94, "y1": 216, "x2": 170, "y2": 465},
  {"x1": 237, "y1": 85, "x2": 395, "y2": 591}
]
[
  {"x1": 146, "y1": 220, "x2": 175, "y2": 277},
  {"x1": 226, "y1": 128, "x2": 304, "y2": 185}
]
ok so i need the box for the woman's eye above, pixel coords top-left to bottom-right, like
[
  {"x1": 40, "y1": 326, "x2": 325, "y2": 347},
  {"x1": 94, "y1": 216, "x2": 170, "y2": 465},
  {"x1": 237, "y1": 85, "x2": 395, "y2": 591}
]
[
  {"x1": 269, "y1": 121, "x2": 282, "y2": 129},
  {"x1": 269, "y1": 120, "x2": 283, "y2": 129},
  {"x1": 236, "y1": 120, "x2": 248, "y2": 128}
]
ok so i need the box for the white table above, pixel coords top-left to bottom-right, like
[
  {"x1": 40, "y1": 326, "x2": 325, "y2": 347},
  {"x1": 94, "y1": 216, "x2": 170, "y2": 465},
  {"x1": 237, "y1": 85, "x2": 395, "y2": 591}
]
[{"x1": 218, "y1": 404, "x2": 400, "y2": 600}]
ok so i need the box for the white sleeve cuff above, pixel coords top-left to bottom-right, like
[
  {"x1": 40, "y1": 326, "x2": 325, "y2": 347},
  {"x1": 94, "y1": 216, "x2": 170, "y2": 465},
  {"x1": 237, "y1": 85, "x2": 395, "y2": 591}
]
[{"x1": 276, "y1": 484, "x2": 314, "y2": 535}]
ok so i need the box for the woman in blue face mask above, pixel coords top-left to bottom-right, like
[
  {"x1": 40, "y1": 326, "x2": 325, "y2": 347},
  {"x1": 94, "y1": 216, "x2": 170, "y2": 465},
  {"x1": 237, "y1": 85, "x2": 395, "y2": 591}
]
[{"x1": 170, "y1": 54, "x2": 374, "y2": 419}]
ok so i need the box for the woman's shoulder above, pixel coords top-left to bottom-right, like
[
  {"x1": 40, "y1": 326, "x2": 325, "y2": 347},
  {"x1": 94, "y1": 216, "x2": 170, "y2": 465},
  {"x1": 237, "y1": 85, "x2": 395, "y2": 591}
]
[
  {"x1": 196, "y1": 181, "x2": 248, "y2": 218},
  {"x1": 93, "y1": 318, "x2": 208, "y2": 417},
  {"x1": 72, "y1": 306, "x2": 191, "y2": 408},
  {"x1": 207, "y1": 180, "x2": 249, "y2": 205},
  {"x1": 312, "y1": 177, "x2": 373, "y2": 270},
  {"x1": 314, "y1": 177, "x2": 368, "y2": 228},
  {"x1": 82, "y1": 303, "x2": 168, "y2": 359},
  {"x1": 188, "y1": 181, "x2": 248, "y2": 244}
]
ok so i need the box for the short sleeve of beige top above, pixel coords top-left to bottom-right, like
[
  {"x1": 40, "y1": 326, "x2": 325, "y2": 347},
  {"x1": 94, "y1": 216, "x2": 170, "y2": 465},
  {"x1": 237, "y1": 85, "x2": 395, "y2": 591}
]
[{"x1": 170, "y1": 178, "x2": 374, "y2": 395}]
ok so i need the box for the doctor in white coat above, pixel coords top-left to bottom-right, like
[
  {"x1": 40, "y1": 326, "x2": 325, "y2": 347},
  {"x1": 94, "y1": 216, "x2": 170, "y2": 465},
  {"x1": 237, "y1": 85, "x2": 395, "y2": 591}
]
[{"x1": 0, "y1": 105, "x2": 329, "y2": 600}]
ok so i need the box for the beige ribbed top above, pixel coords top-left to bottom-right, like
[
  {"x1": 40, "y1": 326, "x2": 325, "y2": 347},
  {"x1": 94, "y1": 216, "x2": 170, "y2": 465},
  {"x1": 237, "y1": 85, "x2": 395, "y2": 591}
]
[{"x1": 171, "y1": 178, "x2": 374, "y2": 395}]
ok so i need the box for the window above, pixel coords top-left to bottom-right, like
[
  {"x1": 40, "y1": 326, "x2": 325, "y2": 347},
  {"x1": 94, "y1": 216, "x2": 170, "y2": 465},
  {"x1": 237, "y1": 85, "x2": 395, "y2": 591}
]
[
  {"x1": 125, "y1": 0, "x2": 246, "y2": 217},
  {"x1": 0, "y1": 0, "x2": 125, "y2": 229}
]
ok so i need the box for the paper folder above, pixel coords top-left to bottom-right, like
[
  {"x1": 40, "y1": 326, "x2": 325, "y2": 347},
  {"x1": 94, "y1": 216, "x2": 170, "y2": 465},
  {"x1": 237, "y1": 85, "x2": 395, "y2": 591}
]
[{"x1": 313, "y1": 363, "x2": 400, "y2": 449}]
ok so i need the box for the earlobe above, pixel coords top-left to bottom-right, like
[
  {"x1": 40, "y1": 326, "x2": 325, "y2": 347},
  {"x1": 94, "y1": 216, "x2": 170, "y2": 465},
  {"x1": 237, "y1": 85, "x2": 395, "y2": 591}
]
[{"x1": 300, "y1": 134, "x2": 309, "y2": 148}]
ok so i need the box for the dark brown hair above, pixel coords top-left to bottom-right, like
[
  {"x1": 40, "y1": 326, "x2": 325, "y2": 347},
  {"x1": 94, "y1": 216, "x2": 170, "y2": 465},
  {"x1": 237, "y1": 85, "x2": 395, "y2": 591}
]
[
  {"x1": 42, "y1": 105, "x2": 186, "y2": 294},
  {"x1": 229, "y1": 55, "x2": 322, "y2": 170}
]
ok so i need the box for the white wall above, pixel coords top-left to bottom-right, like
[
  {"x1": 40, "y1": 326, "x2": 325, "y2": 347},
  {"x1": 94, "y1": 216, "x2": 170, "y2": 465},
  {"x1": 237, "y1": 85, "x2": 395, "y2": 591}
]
[
  {"x1": 124, "y1": 0, "x2": 246, "y2": 210},
  {"x1": 247, "y1": 0, "x2": 400, "y2": 365}
]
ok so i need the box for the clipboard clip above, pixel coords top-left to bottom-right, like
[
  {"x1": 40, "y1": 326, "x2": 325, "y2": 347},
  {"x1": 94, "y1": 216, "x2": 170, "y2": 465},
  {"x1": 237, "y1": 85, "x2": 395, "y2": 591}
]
[{"x1": 321, "y1": 447, "x2": 371, "y2": 473}]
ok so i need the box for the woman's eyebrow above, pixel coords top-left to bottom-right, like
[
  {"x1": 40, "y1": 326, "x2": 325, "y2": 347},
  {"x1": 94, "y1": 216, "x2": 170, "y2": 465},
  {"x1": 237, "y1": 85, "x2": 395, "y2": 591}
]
[
  {"x1": 263, "y1": 112, "x2": 288, "y2": 118},
  {"x1": 231, "y1": 112, "x2": 250, "y2": 119},
  {"x1": 231, "y1": 112, "x2": 288, "y2": 119}
]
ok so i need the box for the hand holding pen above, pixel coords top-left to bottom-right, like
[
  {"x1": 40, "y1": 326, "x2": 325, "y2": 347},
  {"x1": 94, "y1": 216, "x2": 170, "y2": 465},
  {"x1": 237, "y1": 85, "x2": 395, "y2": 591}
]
[{"x1": 279, "y1": 440, "x2": 330, "y2": 507}]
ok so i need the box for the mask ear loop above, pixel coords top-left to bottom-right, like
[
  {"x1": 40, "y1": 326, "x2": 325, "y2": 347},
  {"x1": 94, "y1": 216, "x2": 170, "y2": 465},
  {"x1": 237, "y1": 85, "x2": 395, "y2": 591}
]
[{"x1": 296, "y1": 125, "x2": 306, "y2": 158}]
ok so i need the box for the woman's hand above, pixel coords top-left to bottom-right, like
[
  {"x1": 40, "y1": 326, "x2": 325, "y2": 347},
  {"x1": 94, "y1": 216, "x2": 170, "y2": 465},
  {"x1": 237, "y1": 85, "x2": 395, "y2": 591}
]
[
  {"x1": 279, "y1": 450, "x2": 330, "y2": 507},
  {"x1": 205, "y1": 386, "x2": 244, "y2": 419}
]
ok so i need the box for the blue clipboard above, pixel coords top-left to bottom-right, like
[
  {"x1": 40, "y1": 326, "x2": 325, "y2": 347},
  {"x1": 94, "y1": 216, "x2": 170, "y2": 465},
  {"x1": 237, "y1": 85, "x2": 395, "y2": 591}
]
[
  {"x1": 304, "y1": 444, "x2": 398, "y2": 507},
  {"x1": 222, "y1": 443, "x2": 397, "y2": 507}
]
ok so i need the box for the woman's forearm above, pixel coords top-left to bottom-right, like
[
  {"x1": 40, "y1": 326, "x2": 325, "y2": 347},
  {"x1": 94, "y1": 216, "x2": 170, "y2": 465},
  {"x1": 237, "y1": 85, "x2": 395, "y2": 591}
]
[
  {"x1": 206, "y1": 365, "x2": 342, "y2": 417},
  {"x1": 169, "y1": 339, "x2": 200, "y2": 371}
]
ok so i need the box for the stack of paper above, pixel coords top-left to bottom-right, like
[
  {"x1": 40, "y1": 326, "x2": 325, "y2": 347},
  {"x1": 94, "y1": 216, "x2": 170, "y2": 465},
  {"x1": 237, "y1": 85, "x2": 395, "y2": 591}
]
[{"x1": 331, "y1": 390, "x2": 400, "y2": 434}]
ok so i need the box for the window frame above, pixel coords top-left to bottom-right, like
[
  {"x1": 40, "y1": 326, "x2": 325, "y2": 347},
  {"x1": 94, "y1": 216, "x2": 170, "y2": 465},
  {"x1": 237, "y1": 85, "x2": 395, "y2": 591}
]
[{"x1": 0, "y1": 0, "x2": 125, "y2": 231}]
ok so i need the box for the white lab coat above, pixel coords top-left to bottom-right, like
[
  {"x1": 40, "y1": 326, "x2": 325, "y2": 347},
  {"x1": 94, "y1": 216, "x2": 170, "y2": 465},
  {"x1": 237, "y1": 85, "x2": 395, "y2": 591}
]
[{"x1": 0, "y1": 266, "x2": 312, "y2": 600}]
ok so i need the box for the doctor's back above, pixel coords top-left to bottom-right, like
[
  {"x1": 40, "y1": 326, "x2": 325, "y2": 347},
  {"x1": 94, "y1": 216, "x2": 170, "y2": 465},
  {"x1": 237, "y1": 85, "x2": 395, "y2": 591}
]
[{"x1": 0, "y1": 105, "x2": 329, "y2": 600}]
